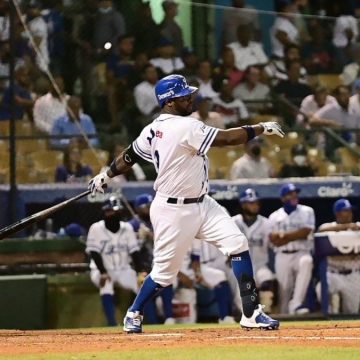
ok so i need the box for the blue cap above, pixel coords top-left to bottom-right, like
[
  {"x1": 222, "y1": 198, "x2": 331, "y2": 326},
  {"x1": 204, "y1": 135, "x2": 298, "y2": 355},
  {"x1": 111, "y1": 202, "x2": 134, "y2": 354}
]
[
  {"x1": 102, "y1": 195, "x2": 123, "y2": 211},
  {"x1": 134, "y1": 194, "x2": 153, "y2": 208},
  {"x1": 280, "y1": 183, "x2": 300, "y2": 197},
  {"x1": 155, "y1": 74, "x2": 198, "y2": 108},
  {"x1": 240, "y1": 188, "x2": 259, "y2": 203},
  {"x1": 333, "y1": 199, "x2": 353, "y2": 214},
  {"x1": 65, "y1": 223, "x2": 85, "y2": 237}
]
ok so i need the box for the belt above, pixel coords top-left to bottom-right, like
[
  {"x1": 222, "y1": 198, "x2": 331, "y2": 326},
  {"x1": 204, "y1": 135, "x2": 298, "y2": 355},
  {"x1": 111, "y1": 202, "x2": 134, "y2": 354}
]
[
  {"x1": 330, "y1": 269, "x2": 360, "y2": 275},
  {"x1": 281, "y1": 250, "x2": 299, "y2": 254},
  {"x1": 167, "y1": 194, "x2": 205, "y2": 204}
]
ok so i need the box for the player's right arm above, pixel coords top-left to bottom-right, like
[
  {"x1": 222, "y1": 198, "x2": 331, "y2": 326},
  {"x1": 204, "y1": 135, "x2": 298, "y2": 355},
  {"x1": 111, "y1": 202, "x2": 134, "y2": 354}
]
[{"x1": 212, "y1": 122, "x2": 284, "y2": 147}]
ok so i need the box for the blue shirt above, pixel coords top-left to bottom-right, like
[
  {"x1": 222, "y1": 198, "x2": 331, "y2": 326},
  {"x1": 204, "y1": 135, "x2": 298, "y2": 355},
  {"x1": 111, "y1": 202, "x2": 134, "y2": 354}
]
[
  {"x1": 0, "y1": 85, "x2": 32, "y2": 120},
  {"x1": 106, "y1": 53, "x2": 134, "y2": 79},
  {"x1": 50, "y1": 113, "x2": 99, "y2": 149}
]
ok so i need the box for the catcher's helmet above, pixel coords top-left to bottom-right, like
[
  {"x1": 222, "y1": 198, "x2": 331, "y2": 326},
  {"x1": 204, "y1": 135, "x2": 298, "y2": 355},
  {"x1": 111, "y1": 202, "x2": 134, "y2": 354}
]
[
  {"x1": 155, "y1": 74, "x2": 198, "y2": 108},
  {"x1": 239, "y1": 188, "x2": 259, "y2": 203},
  {"x1": 102, "y1": 195, "x2": 123, "y2": 212}
]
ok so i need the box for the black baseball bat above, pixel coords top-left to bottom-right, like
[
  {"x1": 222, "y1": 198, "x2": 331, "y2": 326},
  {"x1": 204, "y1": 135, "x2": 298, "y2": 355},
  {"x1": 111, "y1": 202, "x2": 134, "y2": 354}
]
[{"x1": 0, "y1": 190, "x2": 91, "y2": 240}]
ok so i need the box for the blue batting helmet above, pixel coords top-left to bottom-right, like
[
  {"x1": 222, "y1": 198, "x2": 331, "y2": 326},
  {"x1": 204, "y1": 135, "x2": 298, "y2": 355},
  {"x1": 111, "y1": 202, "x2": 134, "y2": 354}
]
[
  {"x1": 239, "y1": 188, "x2": 259, "y2": 203},
  {"x1": 155, "y1": 74, "x2": 198, "y2": 108},
  {"x1": 102, "y1": 195, "x2": 123, "y2": 212}
]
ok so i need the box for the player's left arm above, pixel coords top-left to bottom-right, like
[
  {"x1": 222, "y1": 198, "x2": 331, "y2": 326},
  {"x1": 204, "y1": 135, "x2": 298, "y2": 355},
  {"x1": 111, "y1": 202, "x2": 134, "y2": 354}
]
[{"x1": 212, "y1": 122, "x2": 284, "y2": 147}]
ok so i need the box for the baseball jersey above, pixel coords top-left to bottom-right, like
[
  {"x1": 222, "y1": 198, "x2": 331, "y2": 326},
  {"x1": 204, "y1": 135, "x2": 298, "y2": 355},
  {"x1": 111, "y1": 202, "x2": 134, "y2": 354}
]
[
  {"x1": 233, "y1": 214, "x2": 271, "y2": 269},
  {"x1": 318, "y1": 222, "x2": 360, "y2": 272},
  {"x1": 268, "y1": 205, "x2": 315, "y2": 253},
  {"x1": 86, "y1": 220, "x2": 140, "y2": 271},
  {"x1": 132, "y1": 114, "x2": 219, "y2": 198}
]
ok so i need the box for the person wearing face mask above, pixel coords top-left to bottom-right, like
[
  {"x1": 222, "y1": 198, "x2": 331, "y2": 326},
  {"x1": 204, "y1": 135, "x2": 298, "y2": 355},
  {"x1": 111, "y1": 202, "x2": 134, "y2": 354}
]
[
  {"x1": 268, "y1": 183, "x2": 315, "y2": 314},
  {"x1": 86, "y1": 196, "x2": 143, "y2": 326},
  {"x1": 278, "y1": 144, "x2": 315, "y2": 178},
  {"x1": 229, "y1": 139, "x2": 274, "y2": 179}
]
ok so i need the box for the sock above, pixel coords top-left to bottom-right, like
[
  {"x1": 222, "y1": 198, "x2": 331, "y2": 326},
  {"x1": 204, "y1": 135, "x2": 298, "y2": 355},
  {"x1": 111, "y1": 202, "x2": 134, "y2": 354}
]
[
  {"x1": 143, "y1": 299, "x2": 159, "y2": 324},
  {"x1": 231, "y1": 251, "x2": 259, "y2": 318},
  {"x1": 214, "y1": 281, "x2": 232, "y2": 320},
  {"x1": 161, "y1": 285, "x2": 174, "y2": 319},
  {"x1": 129, "y1": 275, "x2": 163, "y2": 313},
  {"x1": 101, "y1": 294, "x2": 117, "y2": 326}
]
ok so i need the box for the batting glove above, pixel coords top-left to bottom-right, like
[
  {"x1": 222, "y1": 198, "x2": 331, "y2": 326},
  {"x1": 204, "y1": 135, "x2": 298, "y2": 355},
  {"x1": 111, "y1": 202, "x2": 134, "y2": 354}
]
[
  {"x1": 260, "y1": 122, "x2": 285, "y2": 138},
  {"x1": 88, "y1": 171, "x2": 110, "y2": 195}
]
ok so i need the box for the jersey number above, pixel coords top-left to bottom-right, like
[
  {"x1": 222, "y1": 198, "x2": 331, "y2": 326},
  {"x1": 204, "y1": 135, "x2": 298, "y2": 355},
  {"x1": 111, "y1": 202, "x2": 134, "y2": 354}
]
[{"x1": 154, "y1": 150, "x2": 160, "y2": 171}]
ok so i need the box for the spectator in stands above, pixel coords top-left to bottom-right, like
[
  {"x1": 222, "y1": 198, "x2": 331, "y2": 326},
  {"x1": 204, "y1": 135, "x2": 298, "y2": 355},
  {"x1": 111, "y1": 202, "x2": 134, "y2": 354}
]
[
  {"x1": 302, "y1": 24, "x2": 338, "y2": 74},
  {"x1": 233, "y1": 189, "x2": 277, "y2": 313},
  {"x1": 213, "y1": 47, "x2": 244, "y2": 88},
  {"x1": 227, "y1": 24, "x2": 268, "y2": 72},
  {"x1": 131, "y1": 2, "x2": 160, "y2": 57},
  {"x1": 232, "y1": 65, "x2": 271, "y2": 116},
  {"x1": 0, "y1": 1, "x2": 9, "y2": 41},
  {"x1": 332, "y1": 4, "x2": 359, "y2": 67},
  {"x1": 212, "y1": 78, "x2": 249, "y2": 128},
  {"x1": 106, "y1": 33, "x2": 135, "y2": 130},
  {"x1": 129, "y1": 194, "x2": 175, "y2": 325},
  {"x1": 230, "y1": 138, "x2": 273, "y2": 179},
  {"x1": 222, "y1": 0, "x2": 261, "y2": 46},
  {"x1": 270, "y1": 1, "x2": 299, "y2": 58},
  {"x1": 265, "y1": 44, "x2": 307, "y2": 86},
  {"x1": 50, "y1": 96, "x2": 99, "y2": 149},
  {"x1": 274, "y1": 60, "x2": 312, "y2": 126},
  {"x1": 134, "y1": 64, "x2": 160, "y2": 119},
  {"x1": 0, "y1": 66, "x2": 33, "y2": 121},
  {"x1": 269, "y1": 183, "x2": 315, "y2": 314},
  {"x1": 349, "y1": 79, "x2": 360, "y2": 116},
  {"x1": 101, "y1": 144, "x2": 146, "y2": 188},
  {"x1": 24, "y1": 1, "x2": 49, "y2": 72},
  {"x1": 33, "y1": 75, "x2": 69, "y2": 133},
  {"x1": 86, "y1": 196, "x2": 141, "y2": 326},
  {"x1": 278, "y1": 144, "x2": 315, "y2": 177},
  {"x1": 196, "y1": 60, "x2": 218, "y2": 99},
  {"x1": 317, "y1": 199, "x2": 360, "y2": 314},
  {"x1": 150, "y1": 38, "x2": 184, "y2": 76},
  {"x1": 55, "y1": 145, "x2": 93, "y2": 183},
  {"x1": 340, "y1": 45, "x2": 360, "y2": 87},
  {"x1": 192, "y1": 96, "x2": 225, "y2": 129},
  {"x1": 160, "y1": 0, "x2": 184, "y2": 55},
  {"x1": 93, "y1": 0, "x2": 126, "y2": 56},
  {"x1": 297, "y1": 85, "x2": 337, "y2": 127},
  {"x1": 180, "y1": 47, "x2": 199, "y2": 80}
]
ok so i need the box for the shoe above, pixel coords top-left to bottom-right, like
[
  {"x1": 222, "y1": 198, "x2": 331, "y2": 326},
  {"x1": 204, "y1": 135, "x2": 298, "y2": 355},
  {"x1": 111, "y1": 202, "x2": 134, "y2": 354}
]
[
  {"x1": 164, "y1": 317, "x2": 176, "y2": 325},
  {"x1": 289, "y1": 304, "x2": 310, "y2": 315},
  {"x1": 240, "y1": 305, "x2": 279, "y2": 330},
  {"x1": 123, "y1": 310, "x2": 143, "y2": 333},
  {"x1": 218, "y1": 316, "x2": 236, "y2": 324}
]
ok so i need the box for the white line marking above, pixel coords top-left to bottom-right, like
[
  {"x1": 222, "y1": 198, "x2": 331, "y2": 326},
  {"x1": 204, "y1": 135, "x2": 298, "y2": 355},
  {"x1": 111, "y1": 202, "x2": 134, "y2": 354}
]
[{"x1": 221, "y1": 336, "x2": 360, "y2": 341}]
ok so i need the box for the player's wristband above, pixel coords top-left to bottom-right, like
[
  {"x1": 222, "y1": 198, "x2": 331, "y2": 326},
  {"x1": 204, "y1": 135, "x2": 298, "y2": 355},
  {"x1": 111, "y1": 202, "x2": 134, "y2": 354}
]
[
  {"x1": 241, "y1": 125, "x2": 256, "y2": 142},
  {"x1": 109, "y1": 159, "x2": 122, "y2": 176}
]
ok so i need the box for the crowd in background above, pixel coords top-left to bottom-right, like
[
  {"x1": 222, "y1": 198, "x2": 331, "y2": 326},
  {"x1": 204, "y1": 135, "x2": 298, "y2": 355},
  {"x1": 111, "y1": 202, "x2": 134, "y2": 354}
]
[{"x1": 2, "y1": 0, "x2": 360, "y2": 182}]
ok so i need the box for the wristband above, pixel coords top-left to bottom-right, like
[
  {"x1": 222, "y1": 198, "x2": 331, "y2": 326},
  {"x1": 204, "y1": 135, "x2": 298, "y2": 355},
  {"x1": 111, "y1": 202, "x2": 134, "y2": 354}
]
[
  {"x1": 241, "y1": 125, "x2": 256, "y2": 142},
  {"x1": 109, "y1": 159, "x2": 122, "y2": 176}
]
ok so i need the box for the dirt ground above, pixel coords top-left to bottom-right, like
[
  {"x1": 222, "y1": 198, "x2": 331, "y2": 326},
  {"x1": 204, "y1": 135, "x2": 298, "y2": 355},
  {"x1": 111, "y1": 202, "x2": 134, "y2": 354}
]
[{"x1": 0, "y1": 323, "x2": 360, "y2": 356}]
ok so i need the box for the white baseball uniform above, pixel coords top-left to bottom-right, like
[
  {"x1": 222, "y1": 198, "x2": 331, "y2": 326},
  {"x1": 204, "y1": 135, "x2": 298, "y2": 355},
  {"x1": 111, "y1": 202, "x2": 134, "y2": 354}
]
[
  {"x1": 317, "y1": 222, "x2": 360, "y2": 314},
  {"x1": 269, "y1": 205, "x2": 315, "y2": 314},
  {"x1": 132, "y1": 114, "x2": 249, "y2": 287},
  {"x1": 86, "y1": 220, "x2": 140, "y2": 295},
  {"x1": 233, "y1": 214, "x2": 275, "y2": 285}
]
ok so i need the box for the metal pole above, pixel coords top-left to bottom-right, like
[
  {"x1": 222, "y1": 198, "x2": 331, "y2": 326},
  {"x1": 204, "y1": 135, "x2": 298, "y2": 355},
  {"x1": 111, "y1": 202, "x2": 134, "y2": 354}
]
[{"x1": 9, "y1": 0, "x2": 17, "y2": 225}]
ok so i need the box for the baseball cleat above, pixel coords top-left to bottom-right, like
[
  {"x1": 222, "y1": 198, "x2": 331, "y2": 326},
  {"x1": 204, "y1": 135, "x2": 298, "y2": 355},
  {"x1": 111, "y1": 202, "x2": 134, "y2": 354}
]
[
  {"x1": 123, "y1": 310, "x2": 143, "y2": 333},
  {"x1": 240, "y1": 305, "x2": 279, "y2": 330}
]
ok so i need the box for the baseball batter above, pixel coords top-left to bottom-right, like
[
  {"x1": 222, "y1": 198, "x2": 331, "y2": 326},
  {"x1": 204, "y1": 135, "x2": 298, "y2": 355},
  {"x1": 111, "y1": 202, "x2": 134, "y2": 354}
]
[
  {"x1": 317, "y1": 198, "x2": 360, "y2": 314},
  {"x1": 89, "y1": 74, "x2": 284, "y2": 333},
  {"x1": 269, "y1": 183, "x2": 315, "y2": 314},
  {"x1": 86, "y1": 196, "x2": 141, "y2": 326}
]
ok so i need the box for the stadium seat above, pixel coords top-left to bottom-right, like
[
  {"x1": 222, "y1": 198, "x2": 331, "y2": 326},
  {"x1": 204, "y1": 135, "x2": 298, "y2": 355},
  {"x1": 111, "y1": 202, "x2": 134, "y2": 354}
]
[
  {"x1": 0, "y1": 120, "x2": 10, "y2": 136},
  {"x1": 0, "y1": 120, "x2": 34, "y2": 136},
  {"x1": 30, "y1": 150, "x2": 64, "y2": 170},
  {"x1": 250, "y1": 114, "x2": 281, "y2": 126},
  {"x1": 208, "y1": 146, "x2": 243, "y2": 179},
  {"x1": 317, "y1": 74, "x2": 343, "y2": 90},
  {"x1": 16, "y1": 166, "x2": 39, "y2": 184},
  {"x1": 0, "y1": 140, "x2": 9, "y2": 152},
  {"x1": 263, "y1": 131, "x2": 303, "y2": 149},
  {"x1": 81, "y1": 148, "x2": 109, "y2": 174},
  {"x1": 336, "y1": 147, "x2": 360, "y2": 174},
  {"x1": 16, "y1": 139, "x2": 48, "y2": 154}
]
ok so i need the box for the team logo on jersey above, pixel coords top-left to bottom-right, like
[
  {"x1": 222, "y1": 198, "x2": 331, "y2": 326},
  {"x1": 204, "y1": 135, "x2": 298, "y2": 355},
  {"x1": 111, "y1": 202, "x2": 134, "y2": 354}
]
[
  {"x1": 156, "y1": 130, "x2": 163, "y2": 138},
  {"x1": 158, "y1": 90, "x2": 175, "y2": 100}
]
